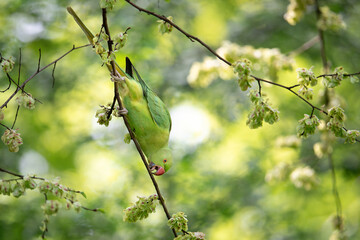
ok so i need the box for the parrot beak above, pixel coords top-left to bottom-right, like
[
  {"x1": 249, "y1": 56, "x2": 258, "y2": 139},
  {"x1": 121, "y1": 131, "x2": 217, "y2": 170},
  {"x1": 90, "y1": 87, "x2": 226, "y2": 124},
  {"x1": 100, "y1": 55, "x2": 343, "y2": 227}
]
[{"x1": 149, "y1": 163, "x2": 165, "y2": 176}]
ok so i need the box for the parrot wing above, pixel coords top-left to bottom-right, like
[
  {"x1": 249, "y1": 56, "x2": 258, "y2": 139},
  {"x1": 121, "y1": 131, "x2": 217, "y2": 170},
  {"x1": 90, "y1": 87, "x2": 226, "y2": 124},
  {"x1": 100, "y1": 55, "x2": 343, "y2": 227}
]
[{"x1": 126, "y1": 57, "x2": 172, "y2": 131}]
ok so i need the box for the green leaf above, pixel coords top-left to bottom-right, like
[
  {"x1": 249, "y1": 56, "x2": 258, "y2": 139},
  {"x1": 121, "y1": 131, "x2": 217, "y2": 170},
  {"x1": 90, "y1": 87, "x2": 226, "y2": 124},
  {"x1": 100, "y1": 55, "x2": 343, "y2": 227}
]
[{"x1": 80, "y1": 191, "x2": 87, "y2": 199}]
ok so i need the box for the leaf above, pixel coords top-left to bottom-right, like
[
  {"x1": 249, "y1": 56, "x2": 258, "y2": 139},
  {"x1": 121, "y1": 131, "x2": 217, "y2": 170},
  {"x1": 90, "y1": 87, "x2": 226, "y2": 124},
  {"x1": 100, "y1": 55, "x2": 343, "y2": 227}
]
[
  {"x1": 96, "y1": 208, "x2": 106, "y2": 214},
  {"x1": 80, "y1": 191, "x2": 87, "y2": 199}
]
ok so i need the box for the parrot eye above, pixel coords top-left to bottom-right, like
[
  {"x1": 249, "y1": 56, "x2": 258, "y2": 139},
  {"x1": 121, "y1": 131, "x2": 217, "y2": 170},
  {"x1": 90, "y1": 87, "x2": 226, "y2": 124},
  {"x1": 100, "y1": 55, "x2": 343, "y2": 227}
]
[{"x1": 163, "y1": 159, "x2": 167, "y2": 163}]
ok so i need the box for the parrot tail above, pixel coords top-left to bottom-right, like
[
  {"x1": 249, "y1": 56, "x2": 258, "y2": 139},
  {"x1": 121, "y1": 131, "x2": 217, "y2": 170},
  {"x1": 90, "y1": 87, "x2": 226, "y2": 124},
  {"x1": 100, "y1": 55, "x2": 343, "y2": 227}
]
[{"x1": 67, "y1": 7, "x2": 95, "y2": 45}]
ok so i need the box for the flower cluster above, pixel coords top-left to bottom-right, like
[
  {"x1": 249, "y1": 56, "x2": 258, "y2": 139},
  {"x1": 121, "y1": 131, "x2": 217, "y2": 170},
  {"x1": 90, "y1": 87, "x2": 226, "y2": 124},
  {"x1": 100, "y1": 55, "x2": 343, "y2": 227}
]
[
  {"x1": 290, "y1": 166, "x2": 318, "y2": 190},
  {"x1": 284, "y1": 0, "x2": 314, "y2": 25},
  {"x1": 95, "y1": 104, "x2": 112, "y2": 127},
  {"x1": 114, "y1": 31, "x2": 128, "y2": 50},
  {"x1": 233, "y1": 59, "x2": 254, "y2": 91},
  {"x1": 327, "y1": 106, "x2": 346, "y2": 137},
  {"x1": 1, "y1": 129, "x2": 23, "y2": 152},
  {"x1": 92, "y1": 31, "x2": 116, "y2": 64},
  {"x1": 123, "y1": 194, "x2": 159, "y2": 222},
  {"x1": 158, "y1": 16, "x2": 173, "y2": 34},
  {"x1": 313, "y1": 142, "x2": 332, "y2": 159},
  {"x1": 345, "y1": 130, "x2": 359, "y2": 144},
  {"x1": 100, "y1": 0, "x2": 117, "y2": 10},
  {"x1": 265, "y1": 162, "x2": 291, "y2": 183},
  {"x1": 187, "y1": 42, "x2": 293, "y2": 88},
  {"x1": 15, "y1": 93, "x2": 36, "y2": 109},
  {"x1": 323, "y1": 67, "x2": 345, "y2": 88},
  {"x1": 296, "y1": 114, "x2": 320, "y2": 138},
  {"x1": 174, "y1": 232, "x2": 206, "y2": 240},
  {"x1": 317, "y1": 6, "x2": 346, "y2": 31},
  {"x1": 1, "y1": 56, "x2": 15, "y2": 73},
  {"x1": 168, "y1": 212, "x2": 188, "y2": 232},
  {"x1": 297, "y1": 67, "x2": 317, "y2": 100},
  {"x1": 187, "y1": 57, "x2": 223, "y2": 87},
  {"x1": 275, "y1": 135, "x2": 301, "y2": 148},
  {"x1": 246, "y1": 90, "x2": 280, "y2": 129}
]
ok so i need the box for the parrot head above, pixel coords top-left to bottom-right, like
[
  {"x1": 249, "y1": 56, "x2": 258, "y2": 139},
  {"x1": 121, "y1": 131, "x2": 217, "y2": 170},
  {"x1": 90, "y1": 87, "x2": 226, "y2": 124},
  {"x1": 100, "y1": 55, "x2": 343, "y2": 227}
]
[{"x1": 149, "y1": 148, "x2": 173, "y2": 176}]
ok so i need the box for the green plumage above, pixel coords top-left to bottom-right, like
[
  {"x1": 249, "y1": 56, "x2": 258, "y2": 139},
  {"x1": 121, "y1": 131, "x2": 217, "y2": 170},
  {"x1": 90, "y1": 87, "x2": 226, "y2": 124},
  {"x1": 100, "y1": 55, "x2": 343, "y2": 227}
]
[{"x1": 68, "y1": 7, "x2": 173, "y2": 174}]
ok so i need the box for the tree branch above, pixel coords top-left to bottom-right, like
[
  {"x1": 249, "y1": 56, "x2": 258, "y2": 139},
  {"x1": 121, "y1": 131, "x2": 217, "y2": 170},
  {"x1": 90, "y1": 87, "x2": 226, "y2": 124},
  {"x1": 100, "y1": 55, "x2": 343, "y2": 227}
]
[{"x1": 100, "y1": 8, "x2": 177, "y2": 237}]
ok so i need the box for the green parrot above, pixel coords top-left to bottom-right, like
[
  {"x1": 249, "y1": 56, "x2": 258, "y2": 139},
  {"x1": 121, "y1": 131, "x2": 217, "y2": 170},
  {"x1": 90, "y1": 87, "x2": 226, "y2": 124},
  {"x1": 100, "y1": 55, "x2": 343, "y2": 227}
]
[{"x1": 67, "y1": 7, "x2": 172, "y2": 175}]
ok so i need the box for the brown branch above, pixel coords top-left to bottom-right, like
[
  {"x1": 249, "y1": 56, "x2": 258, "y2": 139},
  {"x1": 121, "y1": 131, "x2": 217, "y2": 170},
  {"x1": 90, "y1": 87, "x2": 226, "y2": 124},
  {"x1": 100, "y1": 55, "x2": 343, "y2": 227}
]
[
  {"x1": 100, "y1": 8, "x2": 177, "y2": 237},
  {"x1": 317, "y1": 72, "x2": 360, "y2": 78},
  {"x1": 11, "y1": 106, "x2": 20, "y2": 129},
  {"x1": 0, "y1": 122, "x2": 10, "y2": 130},
  {"x1": 0, "y1": 44, "x2": 91, "y2": 109}
]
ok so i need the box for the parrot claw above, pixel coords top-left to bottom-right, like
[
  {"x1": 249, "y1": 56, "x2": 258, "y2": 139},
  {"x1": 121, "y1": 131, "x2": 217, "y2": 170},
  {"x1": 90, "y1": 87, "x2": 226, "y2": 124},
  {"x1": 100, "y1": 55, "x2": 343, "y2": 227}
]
[
  {"x1": 117, "y1": 108, "x2": 128, "y2": 116},
  {"x1": 110, "y1": 71, "x2": 125, "y2": 82}
]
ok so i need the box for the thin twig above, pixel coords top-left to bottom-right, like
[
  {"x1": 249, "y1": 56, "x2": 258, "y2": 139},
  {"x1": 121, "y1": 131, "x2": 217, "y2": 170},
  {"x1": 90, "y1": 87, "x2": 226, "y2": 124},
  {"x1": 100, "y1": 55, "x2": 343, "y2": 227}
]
[
  {"x1": 317, "y1": 72, "x2": 360, "y2": 78},
  {"x1": 52, "y1": 62, "x2": 57, "y2": 88},
  {"x1": 328, "y1": 154, "x2": 342, "y2": 220},
  {"x1": 0, "y1": 122, "x2": 10, "y2": 130},
  {"x1": 0, "y1": 44, "x2": 91, "y2": 109},
  {"x1": 100, "y1": 8, "x2": 177, "y2": 237},
  {"x1": 11, "y1": 106, "x2": 20, "y2": 129},
  {"x1": 37, "y1": 49, "x2": 41, "y2": 72},
  {"x1": 289, "y1": 36, "x2": 320, "y2": 56}
]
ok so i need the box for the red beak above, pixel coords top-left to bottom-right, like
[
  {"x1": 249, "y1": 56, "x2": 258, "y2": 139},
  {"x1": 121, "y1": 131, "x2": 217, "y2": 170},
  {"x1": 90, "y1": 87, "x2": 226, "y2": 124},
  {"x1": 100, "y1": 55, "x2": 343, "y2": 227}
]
[
  {"x1": 149, "y1": 163, "x2": 165, "y2": 176},
  {"x1": 154, "y1": 166, "x2": 165, "y2": 176}
]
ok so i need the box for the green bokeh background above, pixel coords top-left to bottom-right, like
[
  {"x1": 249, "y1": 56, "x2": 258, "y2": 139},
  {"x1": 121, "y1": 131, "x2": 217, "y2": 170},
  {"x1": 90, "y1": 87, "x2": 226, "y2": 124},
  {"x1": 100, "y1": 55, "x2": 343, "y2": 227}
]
[{"x1": 1, "y1": 0, "x2": 360, "y2": 239}]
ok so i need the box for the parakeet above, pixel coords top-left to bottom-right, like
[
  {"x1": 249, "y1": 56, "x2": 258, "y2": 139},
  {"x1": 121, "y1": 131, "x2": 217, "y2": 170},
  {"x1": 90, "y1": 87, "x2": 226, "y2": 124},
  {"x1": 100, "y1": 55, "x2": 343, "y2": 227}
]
[{"x1": 67, "y1": 7, "x2": 172, "y2": 175}]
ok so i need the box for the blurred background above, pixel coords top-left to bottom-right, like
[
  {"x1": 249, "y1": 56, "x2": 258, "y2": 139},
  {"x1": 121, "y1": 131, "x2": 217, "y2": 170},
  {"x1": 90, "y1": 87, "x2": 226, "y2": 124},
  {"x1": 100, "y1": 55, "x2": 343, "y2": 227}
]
[{"x1": 0, "y1": 0, "x2": 360, "y2": 239}]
